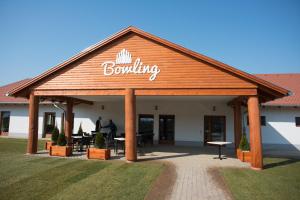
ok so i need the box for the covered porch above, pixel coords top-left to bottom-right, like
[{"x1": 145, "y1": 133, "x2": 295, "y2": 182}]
[
  {"x1": 7, "y1": 27, "x2": 289, "y2": 170},
  {"x1": 26, "y1": 88, "x2": 264, "y2": 169}
]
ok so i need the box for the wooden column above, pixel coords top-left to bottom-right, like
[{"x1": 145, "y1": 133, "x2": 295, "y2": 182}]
[
  {"x1": 125, "y1": 88, "x2": 137, "y2": 162},
  {"x1": 233, "y1": 101, "x2": 242, "y2": 149},
  {"x1": 65, "y1": 98, "x2": 73, "y2": 146},
  {"x1": 27, "y1": 93, "x2": 39, "y2": 154},
  {"x1": 247, "y1": 96, "x2": 263, "y2": 169}
]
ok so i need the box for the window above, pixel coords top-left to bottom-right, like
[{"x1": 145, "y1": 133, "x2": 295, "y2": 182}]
[
  {"x1": 260, "y1": 116, "x2": 266, "y2": 126},
  {"x1": 296, "y1": 117, "x2": 300, "y2": 127},
  {"x1": 0, "y1": 111, "x2": 11, "y2": 132},
  {"x1": 43, "y1": 112, "x2": 56, "y2": 135},
  {"x1": 247, "y1": 116, "x2": 266, "y2": 126}
]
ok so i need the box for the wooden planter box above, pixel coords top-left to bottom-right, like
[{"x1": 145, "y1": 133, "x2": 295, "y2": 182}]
[
  {"x1": 0, "y1": 132, "x2": 9, "y2": 136},
  {"x1": 237, "y1": 149, "x2": 252, "y2": 163},
  {"x1": 49, "y1": 145, "x2": 72, "y2": 157},
  {"x1": 45, "y1": 141, "x2": 55, "y2": 150},
  {"x1": 87, "y1": 148, "x2": 110, "y2": 160}
]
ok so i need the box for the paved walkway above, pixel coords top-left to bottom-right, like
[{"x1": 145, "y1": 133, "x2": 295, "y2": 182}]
[
  {"x1": 35, "y1": 145, "x2": 249, "y2": 200},
  {"x1": 138, "y1": 146, "x2": 250, "y2": 200}
]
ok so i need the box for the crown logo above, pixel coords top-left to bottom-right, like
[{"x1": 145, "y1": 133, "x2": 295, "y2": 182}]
[{"x1": 116, "y1": 49, "x2": 132, "y2": 64}]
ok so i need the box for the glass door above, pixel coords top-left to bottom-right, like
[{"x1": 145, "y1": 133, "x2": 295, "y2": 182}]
[
  {"x1": 159, "y1": 115, "x2": 175, "y2": 144},
  {"x1": 138, "y1": 114, "x2": 154, "y2": 134},
  {"x1": 204, "y1": 116, "x2": 226, "y2": 144}
]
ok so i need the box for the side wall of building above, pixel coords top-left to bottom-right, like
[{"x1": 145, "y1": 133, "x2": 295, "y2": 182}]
[
  {"x1": 0, "y1": 104, "x2": 64, "y2": 138},
  {"x1": 260, "y1": 107, "x2": 300, "y2": 150}
]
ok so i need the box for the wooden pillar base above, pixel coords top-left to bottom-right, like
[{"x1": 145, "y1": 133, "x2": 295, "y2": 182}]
[{"x1": 251, "y1": 166, "x2": 263, "y2": 171}]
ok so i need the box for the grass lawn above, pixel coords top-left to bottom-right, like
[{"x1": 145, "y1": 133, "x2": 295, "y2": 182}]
[
  {"x1": 220, "y1": 157, "x2": 300, "y2": 200},
  {"x1": 0, "y1": 138, "x2": 164, "y2": 200}
]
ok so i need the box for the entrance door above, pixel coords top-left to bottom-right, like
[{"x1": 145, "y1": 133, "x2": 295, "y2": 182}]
[
  {"x1": 159, "y1": 115, "x2": 175, "y2": 144},
  {"x1": 138, "y1": 114, "x2": 154, "y2": 134},
  {"x1": 204, "y1": 116, "x2": 226, "y2": 145}
]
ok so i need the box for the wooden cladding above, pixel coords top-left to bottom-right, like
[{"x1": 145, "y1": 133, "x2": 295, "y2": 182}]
[
  {"x1": 35, "y1": 33, "x2": 256, "y2": 91},
  {"x1": 33, "y1": 88, "x2": 257, "y2": 96}
]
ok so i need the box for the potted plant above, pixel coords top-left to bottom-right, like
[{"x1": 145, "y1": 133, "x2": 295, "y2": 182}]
[
  {"x1": 87, "y1": 132, "x2": 110, "y2": 160},
  {"x1": 49, "y1": 131, "x2": 72, "y2": 157},
  {"x1": 236, "y1": 133, "x2": 251, "y2": 162},
  {"x1": 45, "y1": 125, "x2": 59, "y2": 150},
  {"x1": 45, "y1": 124, "x2": 55, "y2": 138},
  {"x1": 77, "y1": 123, "x2": 83, "y2": 136}
]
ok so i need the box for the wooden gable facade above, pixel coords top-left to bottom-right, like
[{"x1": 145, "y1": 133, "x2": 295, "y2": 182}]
[
  {"x1": 35, "y1": 33, "x2": 255, "y2": 91},
  {"x1": 8, "y1": 26, "x2": 287, "y2": 99}
]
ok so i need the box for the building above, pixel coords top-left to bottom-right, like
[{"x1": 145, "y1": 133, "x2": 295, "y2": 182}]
[{"x1": 1, "y1": 26, "x2": 295, "y2": 169}]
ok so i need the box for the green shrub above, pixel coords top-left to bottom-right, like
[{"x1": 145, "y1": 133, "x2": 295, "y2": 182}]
[
  {"x1": 57, "y1": 133, "x2": 67, "y2": 146},
  {"x1": 77, "y1": 123, "x2": 83, "y2": 136},
  {"x1": 51, "y1": 126, "x2": 59, "y2": 143},
  {"x1": 45, "y1": 124, "x2": 55, "y2": 133},
  {"x1": 95, "y1": 132, "x2": 105, "y2": 149},
  {"x1": 239, "y1": 133, "x2": 250, "y2": 151}
]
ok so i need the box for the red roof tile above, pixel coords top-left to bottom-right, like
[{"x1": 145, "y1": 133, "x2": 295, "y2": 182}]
[
  {"x1": 255, "y1": 74, "x2": 300, "y2": 106},
  {"x1": 0, "y1": 79, "x2": 31, "y2": 103}
]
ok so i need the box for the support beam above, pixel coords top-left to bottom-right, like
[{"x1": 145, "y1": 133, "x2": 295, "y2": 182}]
[
  {"x1": 65, "y1": 98, "x2": 73, "y2": 145},
  {"x1": 27, "y1": 93, "x2": 39, "y2": 154},
  {"x1": 125, "y1": 88, "x2": 137, "y2": 162},
  {"x1": 233, "y1": 101, "x2": 242, "y2": 149},
  {"x1": 247, "y1": 96, "x2": 263, "y2": 169},
  {"x1": 33, "y1": 88, "x2": 257, "y2": 96}
]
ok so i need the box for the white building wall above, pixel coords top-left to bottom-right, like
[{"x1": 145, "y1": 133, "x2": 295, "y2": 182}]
[
  {"x1": 2, "y1": 101, "x2": 299, "y2": 150},
  {"x1": 0, "y1": 99, "x2": 235, "y2": 145},
  {"x1": 260, "y1": 107, "x2": 300, "y2": 150},
  {"x1": 0, "y1": 104, "x2": 64, "y2": 138},
  {"x1": 71, "y1": 99, "x2": 235, "y2": 146},
  {"x1": 241, "y1": 106, "x2": 300, "y2": 150}
]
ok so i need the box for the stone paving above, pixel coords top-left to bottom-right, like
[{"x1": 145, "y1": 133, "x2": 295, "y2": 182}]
[
  {"x1": 35, "y1": 145, "x2": 249, "y2": 200},
  {"x1": 138, "y1": 146, "x2": 250, "y2": 200}
]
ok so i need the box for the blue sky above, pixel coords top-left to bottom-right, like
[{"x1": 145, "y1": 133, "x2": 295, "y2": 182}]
[{"x1": 0, "y1": 0, "x2": 299, "y2": 85}]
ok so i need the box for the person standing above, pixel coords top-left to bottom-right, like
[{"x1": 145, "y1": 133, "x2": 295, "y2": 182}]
[{"x1": 95, "y1": 116, "x2": 102, "y2": 132}]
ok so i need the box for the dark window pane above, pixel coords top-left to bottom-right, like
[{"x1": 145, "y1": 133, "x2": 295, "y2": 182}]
[
  {"x1": 44, "y1": 112, "x2": 56, "y2": 133},
  {"x1": 261, "y1": 116, "x2": 266, "y2": 126},
  {"x1": 247, "y1": 115, "x2": 266, "y2": 126},
  {"x1": 296, "y1": 117, "x2": 300, "y2": 127},
  {"x1": 1, "y1": 111, "x2": 10, "y2": 132},
  {"x1": 138, "y1": 114, "x2": 154, "y2": 134}
]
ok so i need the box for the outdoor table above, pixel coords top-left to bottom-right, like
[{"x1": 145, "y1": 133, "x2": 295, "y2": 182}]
[
  {"x1": 207, "y1": 141, "x2": 232, "y2": 160},
  {"x1": 114, "y1": 137, "x2": 125, "y2": 155},
  {"x1": 72, "y1": 136, "x2": 83, "y2": 151}
]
